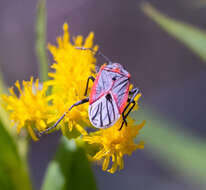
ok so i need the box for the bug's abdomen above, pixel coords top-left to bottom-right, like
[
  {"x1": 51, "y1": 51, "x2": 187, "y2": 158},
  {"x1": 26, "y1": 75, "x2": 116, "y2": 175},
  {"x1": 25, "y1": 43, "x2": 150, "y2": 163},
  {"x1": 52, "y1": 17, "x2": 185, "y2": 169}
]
[{"x1": 89, "y1": 93, "x2": 120, "y2": 128}]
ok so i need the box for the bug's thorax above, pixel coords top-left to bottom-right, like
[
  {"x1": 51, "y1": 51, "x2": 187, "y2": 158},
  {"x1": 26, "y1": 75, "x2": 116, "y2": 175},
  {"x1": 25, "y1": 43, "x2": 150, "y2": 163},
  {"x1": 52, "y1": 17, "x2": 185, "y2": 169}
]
[
  {"x1": 89, "y1": 62, "x2": 130, "y2": 107},
  {"x1": 104, "y1": 63, "x2": 131, "y2": 78},
  {"x1": 87, "y1": 62, "x2": 132, "y2": 129}
]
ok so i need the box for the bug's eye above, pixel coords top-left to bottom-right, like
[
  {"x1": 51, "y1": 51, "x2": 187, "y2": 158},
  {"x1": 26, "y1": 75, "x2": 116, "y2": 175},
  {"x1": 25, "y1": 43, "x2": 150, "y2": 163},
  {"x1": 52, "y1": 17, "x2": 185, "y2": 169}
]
[{"x1": 112, "y1": 77, "x2": 116, "y2": 81}]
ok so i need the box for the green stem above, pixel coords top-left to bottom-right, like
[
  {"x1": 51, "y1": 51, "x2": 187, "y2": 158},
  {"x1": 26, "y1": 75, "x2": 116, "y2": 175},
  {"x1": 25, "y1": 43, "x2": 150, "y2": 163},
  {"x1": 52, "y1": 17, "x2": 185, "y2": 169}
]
[{"x1": 35, "y1": 0, "x2": 49, "y2": 82}]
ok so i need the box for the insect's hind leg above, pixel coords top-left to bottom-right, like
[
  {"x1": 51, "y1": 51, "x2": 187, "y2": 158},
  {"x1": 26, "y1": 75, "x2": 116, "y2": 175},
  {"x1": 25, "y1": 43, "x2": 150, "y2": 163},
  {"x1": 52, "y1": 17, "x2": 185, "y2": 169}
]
[
  {"x1": 129, "y1": 88, "x2": 140, "y2": 98},
  {"x1": 38, "y1": 97, "x2": 89, "y2": 137},
  {"x1": 84, "y1": 76, "x2": 95, "y2": 96},
  {"x1": 119, "y1": 100, "x2": 135, "y2": 130},
  {"x1": 119, "y1": 88, "x2": 141, "y2": 130}
]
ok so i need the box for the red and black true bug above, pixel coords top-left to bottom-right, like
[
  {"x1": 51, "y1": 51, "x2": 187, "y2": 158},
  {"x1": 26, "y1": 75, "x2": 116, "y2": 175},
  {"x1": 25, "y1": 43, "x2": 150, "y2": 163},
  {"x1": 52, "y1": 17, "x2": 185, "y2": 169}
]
[{"x1": 39, "y1": 48, "x2": 140, "y2": 136}]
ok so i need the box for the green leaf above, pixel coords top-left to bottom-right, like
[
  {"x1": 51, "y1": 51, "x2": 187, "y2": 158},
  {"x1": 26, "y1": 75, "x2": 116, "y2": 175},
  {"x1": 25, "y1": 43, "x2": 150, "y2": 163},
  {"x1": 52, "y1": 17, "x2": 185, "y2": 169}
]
[
  {"x1": 0, "y1": 119, "x2": 32, "y2": 190},
  {"x1": 0, "y1": 71, "x2": 10, "y2": 128},
  {"x1": 0, "y1": 70, "x2": 7, "y2": 95},
  {"x1": 133, "y1": 108, "x2": 206, "y2": 188},
  {"x1": 141, "y1": 2, "x2": 206, "y2": 63},
  {"x1": 41, "y1": 161, "x2": 64, "y2": 190},
  {"x1": 35, "y1": 0, "x2": 49, "y2": 81},
  {"x1": 41, "y1": 137, "x2": 97, "y2": 190}
]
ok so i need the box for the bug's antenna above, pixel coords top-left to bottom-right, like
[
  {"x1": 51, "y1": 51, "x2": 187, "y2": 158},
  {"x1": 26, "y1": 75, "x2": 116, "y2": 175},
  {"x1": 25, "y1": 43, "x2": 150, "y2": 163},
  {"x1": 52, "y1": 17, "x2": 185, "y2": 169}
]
[{"x1": 75, "y1": 47, "x2": 112, "y2": 64}]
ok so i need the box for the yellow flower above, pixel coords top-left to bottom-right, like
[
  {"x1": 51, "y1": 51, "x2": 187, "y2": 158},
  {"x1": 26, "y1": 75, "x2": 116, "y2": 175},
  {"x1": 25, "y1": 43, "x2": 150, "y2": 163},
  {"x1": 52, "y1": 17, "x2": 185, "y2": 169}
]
[
  {"x1": 1, "y1": 77, "x2": 52, "y2": 141},
  {"x1": 84, "y1": 117, "x2": 145, "y2": 173},
  {"x1": 47, "y1": 25, "x2": 146, "y2": 173},
  {"x1": 1, "y1": 22, "x2": 146, "y2": 174},
  {"x1": 47, "y1": 23, "x2": 97, "y2": 136}
]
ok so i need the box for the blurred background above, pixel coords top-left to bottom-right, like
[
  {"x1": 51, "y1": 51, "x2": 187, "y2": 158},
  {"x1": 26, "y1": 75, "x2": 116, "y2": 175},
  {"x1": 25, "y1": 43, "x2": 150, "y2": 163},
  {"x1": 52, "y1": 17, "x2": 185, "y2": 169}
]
[{"x1": 0, "y1": 0, "x2": 206, "y2": 189}]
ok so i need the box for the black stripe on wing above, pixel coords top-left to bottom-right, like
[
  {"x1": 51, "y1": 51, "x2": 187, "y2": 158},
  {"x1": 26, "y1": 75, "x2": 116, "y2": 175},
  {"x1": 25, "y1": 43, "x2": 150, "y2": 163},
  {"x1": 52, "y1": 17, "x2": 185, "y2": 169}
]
[
  {"x1": 112, "y1": 78, "x2": 129, "y2": 90},
  {"x1": 117, "y1": 81, "x2": 129, "y2": 94},
  {"x1": 100, "y1": 102, "x2": 103, "y2": 127},
  {"x1": 109, "y1": 98, "x2": 115, "y2": 121},
  {"x1": 91, "y1": 104, "x2": 100, "y2": 120},
  {"x1": 106, "y1": 99, "x2": 111, "y2": 124}
]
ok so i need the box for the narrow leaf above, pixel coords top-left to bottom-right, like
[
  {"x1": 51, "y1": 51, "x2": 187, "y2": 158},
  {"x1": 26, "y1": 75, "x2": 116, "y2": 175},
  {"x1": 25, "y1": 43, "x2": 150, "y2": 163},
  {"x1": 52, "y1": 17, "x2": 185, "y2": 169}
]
[
  {"x1": 0, "y1": 120, "x2": 32, "y2": 190},
  {"x1": 41, "y1": 137, "x2": 97, "y2": 190},
  {"x1": 41, "y1": 161, "x2": 64, "y2": 190},
  {"x1": 0, "y1": 70, "x2": 10, "y2": 128},
  {"x1": 0, "y1": 70, "x2": 7, "y2": 94},
  {"x1": 35, "y1": 0, "x2": 49, "y2": 81},
  {"x1": 141, "y1": 2, "x2": 206, "y2": 63}
]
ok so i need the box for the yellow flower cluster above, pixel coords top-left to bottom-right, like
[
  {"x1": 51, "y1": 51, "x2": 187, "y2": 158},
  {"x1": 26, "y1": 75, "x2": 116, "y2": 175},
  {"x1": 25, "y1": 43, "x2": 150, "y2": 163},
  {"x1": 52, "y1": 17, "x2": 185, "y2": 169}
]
[
  {"x1": 47, "y1": 23, "x2": 97, "y2": 136},
  {"x1": 1, "y1": 77, "x2": 52, "y2": 141},
  {"x1": 84, "y1": 118, "x2": 145, "y2": 173},
  {"x1": 1, "y1": 23, "x2": 145, "y2": 173}
]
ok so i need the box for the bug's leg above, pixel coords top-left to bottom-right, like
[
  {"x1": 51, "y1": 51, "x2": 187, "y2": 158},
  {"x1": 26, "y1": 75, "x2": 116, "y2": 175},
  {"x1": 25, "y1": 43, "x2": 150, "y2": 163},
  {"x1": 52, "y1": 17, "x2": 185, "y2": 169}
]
[
  {"x1": 119, "y1": 88, "x2": 141, "y2": 130},
  {"x1": 129, "y1": 88, "x2": 140, "y2": 96},
  {"x1": 119, "y1": 101, "x2": 136, "y2": 130},
  {"x1": 68, "y1": 97, "x2": 89, "y2": 111},
  {"x1": 38, "y1": 97, "x2": 89, "y2": 137},
  {"x1": 119, "y1": 100, "x2": 131, "y2": 130},
  {"x1": 84, "y1": 76, "x2": 95, "y2": 96},
  {"x1": 75, "y1": 47, "x2": 112, "y2": 64},
  {"x1": 121, "y1": 102, "x2": 131, "y2": 126}
]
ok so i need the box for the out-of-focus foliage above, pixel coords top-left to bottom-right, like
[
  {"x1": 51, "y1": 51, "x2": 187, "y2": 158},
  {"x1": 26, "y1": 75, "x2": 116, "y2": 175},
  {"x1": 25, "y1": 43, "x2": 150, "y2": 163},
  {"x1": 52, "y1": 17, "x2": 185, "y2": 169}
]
[
  {"x1": 187, "y1": 0, "x2": 206, "y2": 7},
  {"x1": 140, "y1": 2, "x2": 206, "y2": 188},
  {"x1": 35, "y1": 0, "x2": 48, "y2": 82},
  {"x1": 41, "y1": 137, "x2": 97, "y2": 190},
  {"x1": 134, "y1": 109, "x2": 206, "y2": 188},
  {"x1": 0, "y1": 71, "x2": 7, "y2": 94},
  {"x1": 0, "y1": 72, "x2": 10, "y2": 128},
  {"x1": 142, "y1": 2, "x2": 206, "y2": 64},
  {"x1": 0, "y1": 119, "x2": 32, "y2": 190}
]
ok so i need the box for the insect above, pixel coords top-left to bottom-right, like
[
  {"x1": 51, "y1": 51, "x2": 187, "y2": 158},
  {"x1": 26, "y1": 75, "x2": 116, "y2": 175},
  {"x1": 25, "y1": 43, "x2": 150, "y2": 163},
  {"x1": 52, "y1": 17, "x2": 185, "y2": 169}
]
[{"x1": 39, "y1": 47, "x2": 140, "y2": 136}]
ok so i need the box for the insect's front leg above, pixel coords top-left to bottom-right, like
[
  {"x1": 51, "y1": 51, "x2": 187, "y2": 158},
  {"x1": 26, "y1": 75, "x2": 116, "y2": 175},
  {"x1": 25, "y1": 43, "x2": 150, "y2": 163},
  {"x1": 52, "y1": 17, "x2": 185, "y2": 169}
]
[
  {"x1": 84, "y1": 76, "x2": 95, "y2": 96},
  {"x1": 119, "y1": 88, "x2": 141, "y2": 130},
  {"x1": 38, "y1": 97, "x2": 89, "y2": 137}
]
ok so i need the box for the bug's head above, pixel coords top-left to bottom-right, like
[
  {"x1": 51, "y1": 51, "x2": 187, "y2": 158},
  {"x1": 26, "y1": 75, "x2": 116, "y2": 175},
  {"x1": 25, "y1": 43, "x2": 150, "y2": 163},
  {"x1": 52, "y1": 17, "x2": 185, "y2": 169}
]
[
  {"x1": 107, "y1": 63, "x2": 130, "y2": 76},
  {"x1": 107, "y1": 62, "x2": 123, "y2": 70}
]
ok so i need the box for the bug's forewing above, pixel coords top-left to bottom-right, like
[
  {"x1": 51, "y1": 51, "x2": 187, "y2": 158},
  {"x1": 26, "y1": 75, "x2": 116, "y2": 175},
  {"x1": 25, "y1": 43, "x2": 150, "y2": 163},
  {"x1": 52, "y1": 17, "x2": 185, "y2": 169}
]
[
  {"x1": 89, "y1": 94, "x2": 120, "y2": 128},
  {"x1": 111, "y1": 76, "x2": 130, "y2": 112},
  {"x1": 93, "y1": 70, "x2": 113, "y2": 99}
]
